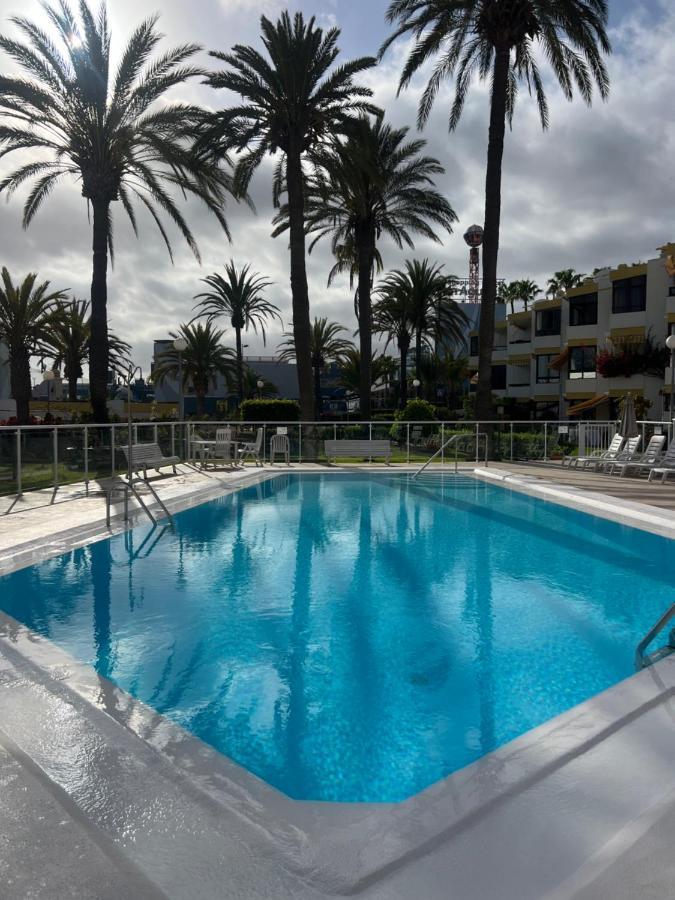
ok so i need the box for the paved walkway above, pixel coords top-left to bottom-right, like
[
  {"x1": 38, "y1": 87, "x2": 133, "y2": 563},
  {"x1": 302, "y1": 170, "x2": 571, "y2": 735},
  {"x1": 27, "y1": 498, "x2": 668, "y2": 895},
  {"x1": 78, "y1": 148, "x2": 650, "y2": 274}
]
[{"x1": 488, "y1": 460, "x2": 675, "y2": 509}]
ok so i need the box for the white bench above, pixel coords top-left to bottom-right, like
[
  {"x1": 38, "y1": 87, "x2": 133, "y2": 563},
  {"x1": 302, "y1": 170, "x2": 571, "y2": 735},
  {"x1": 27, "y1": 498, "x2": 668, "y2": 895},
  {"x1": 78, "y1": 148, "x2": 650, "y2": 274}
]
[
  {"x1": 324, "y1": 439, "x2": 392, "y2": 465},
  {"x1": 120, "y1": 443, "x2": 180, "y2": 479}
]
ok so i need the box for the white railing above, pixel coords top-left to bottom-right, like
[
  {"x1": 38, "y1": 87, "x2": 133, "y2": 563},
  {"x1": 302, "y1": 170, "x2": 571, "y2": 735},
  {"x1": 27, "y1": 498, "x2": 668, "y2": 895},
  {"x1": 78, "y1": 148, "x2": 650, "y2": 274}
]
[{"x1": 0, "y1": 418, "x2": 673, "y2": 503}]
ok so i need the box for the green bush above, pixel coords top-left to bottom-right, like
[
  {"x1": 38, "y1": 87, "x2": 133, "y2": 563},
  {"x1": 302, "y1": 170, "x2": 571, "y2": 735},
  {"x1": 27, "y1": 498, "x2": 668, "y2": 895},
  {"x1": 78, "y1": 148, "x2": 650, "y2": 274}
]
[
  {"x1": 240, "y1": 399, "x2": 300, "y2": 422},
  {"x1": 395, "y1": 399, "x2": 437, "y2": 421}
]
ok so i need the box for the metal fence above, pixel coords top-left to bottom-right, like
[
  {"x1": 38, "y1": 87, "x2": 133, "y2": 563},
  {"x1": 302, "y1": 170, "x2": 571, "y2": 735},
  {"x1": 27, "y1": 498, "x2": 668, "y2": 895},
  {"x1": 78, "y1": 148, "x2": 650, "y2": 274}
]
[{"x1": 0, "y1": 418, "x2": 673, "y2": 500}]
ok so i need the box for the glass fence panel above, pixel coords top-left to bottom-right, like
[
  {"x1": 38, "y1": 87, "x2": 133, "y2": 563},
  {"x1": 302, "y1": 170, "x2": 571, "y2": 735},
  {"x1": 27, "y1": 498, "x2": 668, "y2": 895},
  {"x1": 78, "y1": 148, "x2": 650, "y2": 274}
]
[
  {"x1": 0, "y1": 429, "x2": 17, "y2": 496},
  {"x1": 21, "y1": 429, "x2": 56, "y2": 492}
]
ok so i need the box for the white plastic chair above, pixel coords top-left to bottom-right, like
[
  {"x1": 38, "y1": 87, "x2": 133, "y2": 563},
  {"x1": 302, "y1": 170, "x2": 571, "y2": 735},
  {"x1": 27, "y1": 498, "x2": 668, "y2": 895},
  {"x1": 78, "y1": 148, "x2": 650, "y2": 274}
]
[
  {"x1": 238, "y1": 427, "x2": 264, "y2": 467},
  {"x1": 270, "y1": 433, "x2": 290, "y2": 466}
]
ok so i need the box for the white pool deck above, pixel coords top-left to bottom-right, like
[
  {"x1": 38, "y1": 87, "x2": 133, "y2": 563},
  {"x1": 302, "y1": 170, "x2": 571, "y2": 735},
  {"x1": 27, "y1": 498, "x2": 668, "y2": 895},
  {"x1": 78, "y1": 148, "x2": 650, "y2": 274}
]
[{"x1": 0, "y1": 463, "x2": 674, "y2": 899}]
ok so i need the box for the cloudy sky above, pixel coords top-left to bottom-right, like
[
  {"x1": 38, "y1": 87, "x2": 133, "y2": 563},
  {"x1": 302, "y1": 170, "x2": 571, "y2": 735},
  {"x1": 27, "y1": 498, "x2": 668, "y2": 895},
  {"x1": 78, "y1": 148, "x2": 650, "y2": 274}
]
[{"x1": 0, "y1": 0, "x2": 673, "y2": 382}]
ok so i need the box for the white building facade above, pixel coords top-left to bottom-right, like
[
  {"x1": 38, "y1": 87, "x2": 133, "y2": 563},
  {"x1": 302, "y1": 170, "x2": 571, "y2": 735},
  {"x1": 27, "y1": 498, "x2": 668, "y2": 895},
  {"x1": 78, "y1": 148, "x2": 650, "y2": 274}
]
[{"x1": 468, "y1": 243, "x2": 675, "y2": 420}]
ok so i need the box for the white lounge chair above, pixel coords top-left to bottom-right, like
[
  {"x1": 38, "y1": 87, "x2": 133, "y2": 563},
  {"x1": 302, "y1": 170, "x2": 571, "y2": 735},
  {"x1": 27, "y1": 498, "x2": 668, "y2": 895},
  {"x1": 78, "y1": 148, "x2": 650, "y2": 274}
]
[
  {"x1": 565, "y1": 433, "x2": 623, "y2": 469},
  {"x1": 595, "y1": 435, "x2": 641, "y2": 471},
  {"x1": 238, "y1": 427, "x2": 264, "y2": 466},
  {"x1": 648, "y1": 440, "x2": 675, "y2": 483},
  {"x1": 608, "y1": 434, "x2": 666, "y2": 477},
  {"x1": 270, "y1": 433, "x2": 290, "y2": 466}
]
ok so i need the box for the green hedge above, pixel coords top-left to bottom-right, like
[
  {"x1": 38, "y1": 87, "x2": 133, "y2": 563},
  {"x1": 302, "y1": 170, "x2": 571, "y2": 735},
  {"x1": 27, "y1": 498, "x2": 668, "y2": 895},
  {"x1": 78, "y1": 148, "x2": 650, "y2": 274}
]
[{"x1": 239, "y1": 399, "x2": 300, "y2": 422}]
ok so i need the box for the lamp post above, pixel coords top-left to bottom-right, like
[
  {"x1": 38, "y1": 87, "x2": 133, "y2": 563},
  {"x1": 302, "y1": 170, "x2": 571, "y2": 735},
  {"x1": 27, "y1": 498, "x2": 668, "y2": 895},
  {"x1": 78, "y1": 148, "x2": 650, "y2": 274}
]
[
  {"x1": 42, "y1": 369, "x2": 56, "y2": 418},
  {"x1": 412, "y1": 378, "x2": 421, "y2": 399},
  {"x1": 173, "y1": 337, "x2": 188, "y2": 421},
  {"x1": 667, "y1": 334, "x2": 675, "y2": 424},
  {"x1": 256, "y1": 379, "x2": 264, "y2": 400}
]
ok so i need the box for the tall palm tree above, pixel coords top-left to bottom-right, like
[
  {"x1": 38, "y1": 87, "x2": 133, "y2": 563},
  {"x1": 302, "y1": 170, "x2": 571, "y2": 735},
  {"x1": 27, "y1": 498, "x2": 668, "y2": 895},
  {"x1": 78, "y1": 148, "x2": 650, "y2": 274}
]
[
  {"x1": 193, "y1": 262, "x2": 281, "y2": 406},
  {"x1": 547, "y1": 268, "x2": 587, "y2": 297},
  {"x1": 273, "y1": 116, "x2": 457, "y2": 417},
  {"x1": 200, "y1": 11, "x2": 378, "y2": 420},
  {"x1": 379, "y1": 260, "x2": 468, "y2": 380},
  {"x1": 0, "y1": 268, "x2": 67, "y2": 423},
  {"x1": 499, "y1": 280, "x2": 521, "y2": 315},
  {"x1": 47, "y1": 299, "x2": 131, "y2": 401},
  {"x1": 278, "y1": 318, "x2": 354, "y2": 418},
  {"x1": 0, "y1": 2, "x2": 236, "y2": 422},
  {"x1": 153, "y1": 322, "x2": 236, "y2": 418},
  {"x1": 372, "y1": 279, "x2": 415, "y2": 409},
  {"x1": 381, "y1": 0, "x2": 610, "y2": 421}
]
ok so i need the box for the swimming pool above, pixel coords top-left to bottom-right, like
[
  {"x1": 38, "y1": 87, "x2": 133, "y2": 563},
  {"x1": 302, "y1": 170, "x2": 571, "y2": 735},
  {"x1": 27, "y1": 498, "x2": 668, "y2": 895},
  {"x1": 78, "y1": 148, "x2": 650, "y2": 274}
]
[{"x1": 0, "y1": 472, "x2": 672, "y2": 802}]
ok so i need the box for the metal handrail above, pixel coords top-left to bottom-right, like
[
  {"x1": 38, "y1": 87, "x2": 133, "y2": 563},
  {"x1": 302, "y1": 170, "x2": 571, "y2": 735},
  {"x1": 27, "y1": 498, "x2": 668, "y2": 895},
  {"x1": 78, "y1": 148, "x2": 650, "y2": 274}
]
[
  {"x1": 635, "y1": 603, "x2": 675, "y2": 670},
  {"x1": 413, "y1": 432, "x2": 489, "y2": 478}
]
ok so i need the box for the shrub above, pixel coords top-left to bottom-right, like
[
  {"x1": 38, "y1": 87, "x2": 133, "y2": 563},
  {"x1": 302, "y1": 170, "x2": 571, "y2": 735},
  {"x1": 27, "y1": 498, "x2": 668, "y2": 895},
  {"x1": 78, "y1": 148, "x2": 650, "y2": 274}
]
[
  {"x1": 239, "y1": 399, "x2": 300, "y2": 422},
  {"x1": 395, "y1": 398, "x2": 437, "y2": 421}
]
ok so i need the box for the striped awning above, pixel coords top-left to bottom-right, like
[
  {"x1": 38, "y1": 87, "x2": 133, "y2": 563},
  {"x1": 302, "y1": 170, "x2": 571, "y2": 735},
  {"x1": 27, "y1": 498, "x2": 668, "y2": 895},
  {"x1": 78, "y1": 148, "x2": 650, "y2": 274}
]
[
  {"x1": 609, "y1": 326, "x2": 646, "y2": 344},
  {"x1": 567, "y1": 393, "x2": 610, "y2": 416},
  {"x1": 548, "y1": 346, "x2": 571, "y2": 371}
]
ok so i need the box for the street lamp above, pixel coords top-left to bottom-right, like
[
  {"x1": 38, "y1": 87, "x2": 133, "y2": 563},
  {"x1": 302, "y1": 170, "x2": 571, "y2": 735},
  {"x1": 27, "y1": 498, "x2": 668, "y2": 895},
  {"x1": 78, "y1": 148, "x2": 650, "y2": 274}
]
[
  {"x1": 173, "y1": 337, "x2": 188, "y2": 421},
  {"x1": 42, "y1": 369, "x2": 56, "y2": 418},
  {"x1": 256, "y1": 379, "x2": 264, "y2": 400},
  {"x1": 666, "y1": 334, "x2": 675, "y2": 421},
  {"x1": 412, "y1": 378, "x2": 421, "y2": 399}
]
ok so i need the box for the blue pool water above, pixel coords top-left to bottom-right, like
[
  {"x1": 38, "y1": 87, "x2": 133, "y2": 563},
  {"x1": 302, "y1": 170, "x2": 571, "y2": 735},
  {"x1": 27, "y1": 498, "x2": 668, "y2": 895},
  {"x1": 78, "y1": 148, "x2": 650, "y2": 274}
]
[{"x1": 0, "y1": 473, "x2": 672, "y2": 802}]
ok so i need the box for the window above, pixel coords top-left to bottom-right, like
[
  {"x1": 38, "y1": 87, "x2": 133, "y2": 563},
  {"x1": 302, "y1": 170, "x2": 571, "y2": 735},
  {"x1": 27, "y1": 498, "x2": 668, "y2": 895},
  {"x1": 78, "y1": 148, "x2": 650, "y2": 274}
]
[
  {"x1": 535, "y1": 307, "x2": 561, "y2": 336},
  {"x1": 569, "y1": 346, "x2": 596, "y2": 379},
  {"x1": 569, "y1": 292, "x2": 598, "y2": 326},
  {"x1": 612, "y1": 275, "x2": 646, "y2": 313},
  {"x1": 536, "y1": 354, "x2": 560, "y2": 384},
  {"x1": 508, "y1": 364, "x2": 531, "y2": 387},
  {"x1": 491, "y1": 365, "x2": 506, "y2": 390},
  {"x1": 469, "y1": 335, "x2": 478, "y2": 356}
]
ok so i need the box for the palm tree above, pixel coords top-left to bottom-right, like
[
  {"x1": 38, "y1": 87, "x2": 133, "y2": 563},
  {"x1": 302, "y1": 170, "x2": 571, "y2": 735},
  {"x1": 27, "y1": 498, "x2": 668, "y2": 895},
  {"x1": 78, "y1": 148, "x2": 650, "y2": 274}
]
[
  {"x1": 273, "y1": 116, "x2": 457, "y2": 418},
  {"x1": 499, "y1": 281, "x2": 522, "y2": 315},
  {"x1": 372, "y1": 279, "x2": 415, "y2": 409},
  {"x1": 200, "y1": 11, "x2": 378, "y2": 420},
  {"x1": 418, "y1": 352, "x2": 468, "y2": 406},
  {"x1": 337, "y1": 348, "x2": 391, "y2": 399},
  {"x1": 547, "y1": 268, "x2": 587, "y2": 297},
  {"x1": 241, "y1": 366, "x2": 278, "y2": 400},
  {"x1": 152, "y1": 322, "x2": 236, "y2": 418},
  {"x1": 378, "y1": 260, "x2": 468, "y2": 384},
  {"x1": 381, "y1": 0, "x2": 610, "y2": 421},
  {"x1": 48, "y1": 300, "x2": 131, "y2": 401},
  {"x1": 278, "y1": 318, "x2": 354, "y2": 417},
  {"x1": 0, "y1": 2, "x2": 236, "y2": 422},
  {"x1": 193, "y1": 262, "x2": 281, "y2": 406},
  {"x1": 514, "y1": 278, "x2": 541, "y2": 311},
  {"x1": 0, "y1": 269, "x2": 67, "y2": 423}
]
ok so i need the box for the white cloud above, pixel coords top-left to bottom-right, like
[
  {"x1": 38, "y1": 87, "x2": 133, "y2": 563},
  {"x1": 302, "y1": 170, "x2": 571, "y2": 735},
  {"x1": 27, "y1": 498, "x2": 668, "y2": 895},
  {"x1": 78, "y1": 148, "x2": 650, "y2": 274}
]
[{"x1": 0, "y1": 0, "x2": 673, "y2": 381}]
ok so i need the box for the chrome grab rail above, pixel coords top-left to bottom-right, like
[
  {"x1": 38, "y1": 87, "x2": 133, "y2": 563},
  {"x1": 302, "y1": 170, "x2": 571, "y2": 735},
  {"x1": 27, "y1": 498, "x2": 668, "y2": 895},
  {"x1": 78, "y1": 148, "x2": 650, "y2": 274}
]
[
  {"x1": 413, "y1": 432, "x2": 489, "y2": 479},
  {"x1": 635, "y1": 603, "x2": 675, "y2": 670}
]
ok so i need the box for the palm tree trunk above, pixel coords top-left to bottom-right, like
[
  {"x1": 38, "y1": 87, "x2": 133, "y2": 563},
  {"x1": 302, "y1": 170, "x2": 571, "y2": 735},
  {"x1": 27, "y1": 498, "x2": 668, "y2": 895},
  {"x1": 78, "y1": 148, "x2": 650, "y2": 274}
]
[
  {"x1": 313, "y1": 362, "x2": 322, "y2": 418},
  {"x1": 235, "y1": 326, "x2": 244, "y2": 404},
  {"x1": 357, "y1": 223, "x2": 375, "y2": 419},
  {"x1": 196, "y1": 391, "x2": 205, "y2": 418},
  {"x1": 476, "y1": 47, "x2": 510, "y2": 424},
  {"x1": 89, "y1": 199, "x2": 110, "y2": 423},
  {"x1": 286, "y1": 143, "x2": 314, "y2": 421},
  {"x1": 10, "y1": 346, "x2": 31, "y2": 425},
  {"x1": 415, "y1": 328, "x2": 423, "y2": 378},
  {"x1": 68, "y1": 375, "x2": 78, "y2": 402},
  {"x1": 399, "y1": 339, "x2": 410, "y2": 408}
]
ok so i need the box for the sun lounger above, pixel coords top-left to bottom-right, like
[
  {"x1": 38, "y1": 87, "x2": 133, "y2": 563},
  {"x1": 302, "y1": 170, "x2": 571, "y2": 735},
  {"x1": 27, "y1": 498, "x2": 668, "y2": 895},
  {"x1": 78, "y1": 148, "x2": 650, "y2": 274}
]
[
  {"x1": 647, "y1": 441, "x2": 675, "y2": 483},
  {"x1": 594, "y1": 435, "x2": 641, "y2": 471},
  {"x1": 564, "y1": 433, "x2": 623, "y2": 469},
  {"x1": 607, "y1": 434, "x2": 666, "y2": 477}
]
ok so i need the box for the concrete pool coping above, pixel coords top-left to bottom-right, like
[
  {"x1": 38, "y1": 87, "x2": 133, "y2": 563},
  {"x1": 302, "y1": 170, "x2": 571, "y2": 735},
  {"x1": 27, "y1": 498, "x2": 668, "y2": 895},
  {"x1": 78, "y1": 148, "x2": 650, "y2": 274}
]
[{"x1": 1, "y1": 465, "x2": 675, "y2": 898}]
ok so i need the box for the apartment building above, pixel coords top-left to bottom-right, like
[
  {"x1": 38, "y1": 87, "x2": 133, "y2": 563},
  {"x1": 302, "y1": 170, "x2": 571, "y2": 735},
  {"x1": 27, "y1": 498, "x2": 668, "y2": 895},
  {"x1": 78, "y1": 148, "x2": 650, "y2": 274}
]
[{"x1": 468, "y1": 243, "x2": 675, "y2": 420}]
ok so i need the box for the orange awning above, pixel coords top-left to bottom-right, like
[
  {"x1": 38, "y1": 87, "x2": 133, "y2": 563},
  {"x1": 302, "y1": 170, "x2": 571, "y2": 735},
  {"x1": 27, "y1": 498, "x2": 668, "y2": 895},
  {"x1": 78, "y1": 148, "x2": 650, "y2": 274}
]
[
  {"x1": 548, "y1": 347, "x2": 570, "y2": 371},
  {"x1": 567, "y1": 393, "x2": 610, "y2": 416}
]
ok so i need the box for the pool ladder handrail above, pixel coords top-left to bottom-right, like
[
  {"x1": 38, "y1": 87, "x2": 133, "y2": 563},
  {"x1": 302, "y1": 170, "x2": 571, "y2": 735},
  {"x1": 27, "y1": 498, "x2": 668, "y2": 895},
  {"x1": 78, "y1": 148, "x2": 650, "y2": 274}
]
[
  {"x1": 413, "y1": 432, "x2": 489, "y2": 479},
  {"x1": 105, "y1": 477, "x2": 174, "y2": 528},
  {"x1": 635, "y1": 603, "x2": 675, "y2": 670}
]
